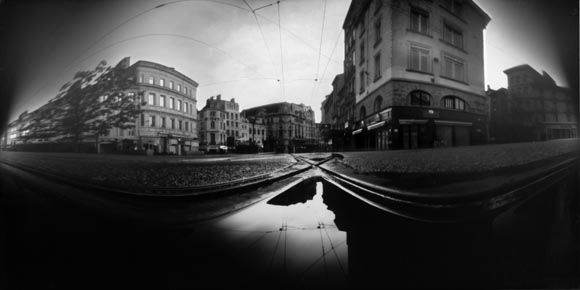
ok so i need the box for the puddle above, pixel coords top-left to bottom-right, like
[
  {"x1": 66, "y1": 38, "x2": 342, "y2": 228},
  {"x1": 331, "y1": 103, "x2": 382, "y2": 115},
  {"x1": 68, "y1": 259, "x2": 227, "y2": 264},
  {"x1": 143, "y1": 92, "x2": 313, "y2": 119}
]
[{"x1": 194, "y1": 176, "x2": 349, "y2": 287}]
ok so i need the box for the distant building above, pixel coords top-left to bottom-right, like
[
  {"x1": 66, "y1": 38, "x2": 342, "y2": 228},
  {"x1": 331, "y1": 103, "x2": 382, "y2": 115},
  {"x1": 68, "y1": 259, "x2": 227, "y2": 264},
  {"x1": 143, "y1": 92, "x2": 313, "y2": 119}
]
[
  {"x1": 486, "y1": 86, "x2": 511, "y2": 143},
  {"x1": 198, "y1": 95, "x2": 246, "y2": 152},
  {"x1": 494, "y1": 64, "x2": 578, "y2": 142},
  {"x1": 338, "y1": 0, "x2": 491, "y2": 150},
  {"x1": 320, "y1": 74, "x2": 352, "y2": 151},
  {"x1": 242, "y1": 102, "x2": 316, "y2": 153}
]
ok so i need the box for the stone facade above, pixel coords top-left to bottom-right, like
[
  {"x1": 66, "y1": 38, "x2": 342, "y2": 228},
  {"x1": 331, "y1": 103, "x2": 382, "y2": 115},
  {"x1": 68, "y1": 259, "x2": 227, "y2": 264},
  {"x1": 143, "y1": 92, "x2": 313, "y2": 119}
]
[
  {"x1": 107, "y1": 57, "x2": 199, "y2": 155},
  {"x1": 198, "y1": 95, "x2": 246, "y2": 152},
  {"x1": 242, "y1": 102, "x2": 316, "y2": 153},
  {"x1": 494, "y1": 64, "x2": 579, "y2": 142},
  {"x1": 338, "y1": 0, "x2": 490, "y2": 150}
]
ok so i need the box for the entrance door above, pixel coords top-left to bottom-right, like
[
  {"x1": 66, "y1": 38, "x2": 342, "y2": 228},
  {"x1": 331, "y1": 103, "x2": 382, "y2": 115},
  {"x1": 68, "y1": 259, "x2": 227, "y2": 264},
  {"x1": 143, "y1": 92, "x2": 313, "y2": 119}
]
[{"x1": 410, "y1": 125, "x2": 418, "y2": 149}]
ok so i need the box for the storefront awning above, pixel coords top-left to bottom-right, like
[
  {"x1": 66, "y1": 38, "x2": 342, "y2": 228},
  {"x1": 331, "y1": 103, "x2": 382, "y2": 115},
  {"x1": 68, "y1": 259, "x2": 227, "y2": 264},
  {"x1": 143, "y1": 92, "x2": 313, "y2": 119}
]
[
  {"x1": 367, "y1": 121, "x2": 386, "y2": 131},
  {"x1": 399, "y1": 119, "x2": 427, "y2": 125},
  {"x1": 434, "y1": 120, "x2": 473, "y2": 126},
  {"x1": 398, "y1": 119, "x2": 473, "y2": 127},
  {"x1": 352, "y1": 129, "x2": 363, "y2": 135}
]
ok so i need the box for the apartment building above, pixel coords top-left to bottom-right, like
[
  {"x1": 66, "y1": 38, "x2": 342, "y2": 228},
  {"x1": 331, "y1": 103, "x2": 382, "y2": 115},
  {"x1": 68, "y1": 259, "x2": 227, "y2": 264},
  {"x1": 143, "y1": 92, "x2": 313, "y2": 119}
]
[{"x1": 341, "y1": 0, "x2": 491, "y2": 150}]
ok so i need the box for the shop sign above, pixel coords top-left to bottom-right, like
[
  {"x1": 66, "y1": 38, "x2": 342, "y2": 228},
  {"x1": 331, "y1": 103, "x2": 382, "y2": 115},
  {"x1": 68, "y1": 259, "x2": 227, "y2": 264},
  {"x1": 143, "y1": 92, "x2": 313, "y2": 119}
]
[
  {"x1": 379, "y1": 108, "x2": 392, "y2": 121},
  {"x1": 366, "y1": 114, "x2": 379, "y2": 124}
]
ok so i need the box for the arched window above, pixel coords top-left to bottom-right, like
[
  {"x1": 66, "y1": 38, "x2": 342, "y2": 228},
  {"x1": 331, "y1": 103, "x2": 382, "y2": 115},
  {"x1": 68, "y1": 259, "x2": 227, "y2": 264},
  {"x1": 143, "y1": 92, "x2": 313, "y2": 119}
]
[
  {"x1": 360, "y1": 106, "x2": 367, "y2": 121},
  {"x1": 442, "y1": 95, "x2": 466, "y2": 110},
  {"x1": 408, "y1": 90, "x2": 431, "y2": 106},
  {"x1": 374, "y1": 96, "x2": 383, "y2": 113}
]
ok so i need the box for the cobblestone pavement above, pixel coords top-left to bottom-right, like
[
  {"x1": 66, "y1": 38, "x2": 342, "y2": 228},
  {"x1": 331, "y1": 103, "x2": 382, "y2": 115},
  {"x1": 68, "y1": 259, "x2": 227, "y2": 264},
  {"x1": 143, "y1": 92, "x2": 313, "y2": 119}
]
[
  {"x1": 335, "y1": 139, "x2": 580, "y2": 175},
  {"x1": 0, "y1": 152, "x2": 296, "y2": 189}
]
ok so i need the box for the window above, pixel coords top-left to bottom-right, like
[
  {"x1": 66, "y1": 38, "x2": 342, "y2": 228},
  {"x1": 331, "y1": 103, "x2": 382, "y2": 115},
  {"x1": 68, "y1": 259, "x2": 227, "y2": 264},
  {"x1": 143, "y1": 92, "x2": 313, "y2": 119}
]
[
  {"x1": 170, "y1": 118, "x2": 175, "y2": 129},
  {"x1": 169, "y1": 81, "x2": 174, "y2": 90},
  {"x1": 184, "y1": 87, "x2": 188, "y2": 95},
  {"x1": 151, "y1": 115, "x2": 156, "y2": 127},
  {"x1": 179, "y1": 120, "x2": 182, "y2": 130},
  {"x1": 139, "y1": 75, "x2": 144, "y2": 83},
  {"x1": 374, "y1": 19, "x2": 382, "y2": 44},
  {"x1": 148, "y1": 77, "x2": 154, "y2": 85},
  {"x1": 211, "y1": 121, "x2": 215, "y2": 129},
  {"x1": 177, "y1": 100, "x2": 182, "y2": 111},
  {"x1": 359, "y1": 70, "x2": 366, "y2": 92},
  {"x1": 410, "y1": 7, "x2": 429, "y2": 34},
  {"x1": 359, "y1": 106, "x2": 366, "y2": 121},
  {"x1": 160, "y1": 79, "x2": 165, "y2": 87},
  {"x1": 360, "y1": 42, "x2": 365, "y2": 63},
  {"x1": 177, "y1": 84, "x2": 181, "y2": 92},
  {"x1": 160, "y1": 95, "x2": 166, "y2": 107},
  {"x1": 442, "y1": 96, "x2": 466, "y2": 110},
  {"x1": 140, "y1": 114, "x2": 145, "y2": 126},
  {"x1": 185, "y1": 122, "x2": 189, "y2": 131},
  {"x1": 442, "y1": 54, "x2": 465, "y2": 81},
  {"x1": 184, "y1": 102, "x2": 188, "y2": 113},
  {"x1": 443, "y1": 23, "x2": 463, "y2": 48},
  {"x1": 161, "y1": 117, "x2": 166, "y2": 128},
  {"x1": 148, "y1": 93, "x2": 155, "y2": 106},
  {"x1": 374, "y1": 96, "x2": 383, "y2": 113},
  {"x1": 409, "y1": 46, "x2": 430, "y2": 72},
  {"x1": 169, "y1": 97, "x2": 174, "y2": 109},
  {"x1": 374, "y1": 53, "x2": 381, "y2": 80},
  {"x1": 409, "y1": 90, "x2": 432, "y2": 106}
]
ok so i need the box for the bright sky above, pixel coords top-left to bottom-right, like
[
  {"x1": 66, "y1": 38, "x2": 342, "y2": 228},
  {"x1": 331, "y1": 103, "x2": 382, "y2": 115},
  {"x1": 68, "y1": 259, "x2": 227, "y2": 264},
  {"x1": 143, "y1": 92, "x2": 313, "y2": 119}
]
[{"x1": 7, "y1": 0, "x2": 569, "y2": 123}]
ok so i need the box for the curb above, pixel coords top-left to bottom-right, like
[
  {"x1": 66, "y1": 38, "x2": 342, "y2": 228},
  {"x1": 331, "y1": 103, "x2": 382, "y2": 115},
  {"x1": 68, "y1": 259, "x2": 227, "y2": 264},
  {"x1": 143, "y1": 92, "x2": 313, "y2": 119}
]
[
  {"x1": 0, "y1": 159, "x2": 312, "y2": 200},
  {"x1": 317, "y1": 154, "x2": 580, "y2": 222}
]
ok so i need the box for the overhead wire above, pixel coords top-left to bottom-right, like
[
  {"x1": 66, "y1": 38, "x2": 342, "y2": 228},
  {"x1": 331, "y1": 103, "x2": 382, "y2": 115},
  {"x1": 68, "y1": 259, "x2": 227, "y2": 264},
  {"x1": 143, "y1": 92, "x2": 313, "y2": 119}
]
[
  {"x1": 277, "y1": 1, "x2": 286, "y2": 100},
  {"x1": 315, "y1": 0, "x2": 328, "y2": 82}
]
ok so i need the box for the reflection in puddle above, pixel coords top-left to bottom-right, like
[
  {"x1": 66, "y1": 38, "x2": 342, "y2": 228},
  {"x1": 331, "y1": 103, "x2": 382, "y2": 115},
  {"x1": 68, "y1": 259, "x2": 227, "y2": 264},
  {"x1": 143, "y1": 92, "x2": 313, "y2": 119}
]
[
  {"x1": 4, "y1": 167, "x2": 578, "y2": 289},
  {"x1": 199, "y1": 178, "x2": 348, "y2": 287}
]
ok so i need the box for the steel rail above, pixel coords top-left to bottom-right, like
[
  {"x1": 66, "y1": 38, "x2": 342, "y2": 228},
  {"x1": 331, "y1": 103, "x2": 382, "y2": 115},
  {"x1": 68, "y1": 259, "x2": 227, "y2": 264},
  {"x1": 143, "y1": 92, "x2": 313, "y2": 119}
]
[
  {"x1": 307, "y1": 154, "x2": 580, "y2": 222},
  {"x1": 0, "y1": 158, "x2": 313, "y2": 200}
]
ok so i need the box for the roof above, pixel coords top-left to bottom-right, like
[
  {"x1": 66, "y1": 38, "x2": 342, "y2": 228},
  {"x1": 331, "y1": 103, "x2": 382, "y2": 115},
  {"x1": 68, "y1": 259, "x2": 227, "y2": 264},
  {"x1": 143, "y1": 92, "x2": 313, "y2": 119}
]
[{"x1": 130, "y1": 59, "x2": 199, "y2": 87}]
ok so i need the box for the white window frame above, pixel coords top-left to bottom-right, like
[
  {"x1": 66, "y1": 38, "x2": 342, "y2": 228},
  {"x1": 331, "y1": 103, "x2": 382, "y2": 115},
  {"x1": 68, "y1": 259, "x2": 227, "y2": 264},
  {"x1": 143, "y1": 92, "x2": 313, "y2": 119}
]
[
  {"x1": 442, "y1": 53, "x2": 465, "y2": 82},
  {"x1": 409, "y1": 45, "x2": 431, "y2": 73}
]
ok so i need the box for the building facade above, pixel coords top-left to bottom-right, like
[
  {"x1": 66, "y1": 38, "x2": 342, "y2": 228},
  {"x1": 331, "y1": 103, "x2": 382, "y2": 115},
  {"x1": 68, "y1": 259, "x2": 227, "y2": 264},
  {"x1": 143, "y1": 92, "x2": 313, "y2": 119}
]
[
  {"x1": 339, "y1": 0, "x2": 490, "y2": 150},
  {"x1": 112, "y1": 57, "x2": 199, "y2": 154},
  {"x1": 198, "y1": 95, "x2": 247, "y2": 152},
  {"x1": 493, "y1": 65, "x2": 578, "y2": 142},
  {"x1": 486, "y1": 86, "x2": 511, "y2": 143},
  {"x1": 9, "y1": 57, "x2": 199, "y2": 154},
  {"x1": 242, "y1": 102, "x2": 316, "y2": 153}
]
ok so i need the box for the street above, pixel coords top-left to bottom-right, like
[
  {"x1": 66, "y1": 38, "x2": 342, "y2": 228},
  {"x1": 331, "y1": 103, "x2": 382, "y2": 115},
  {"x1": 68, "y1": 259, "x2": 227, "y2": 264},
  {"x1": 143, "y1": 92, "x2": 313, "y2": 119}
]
[{"x1": 1, "y1": 156, "x2": 578, "y2": 288}]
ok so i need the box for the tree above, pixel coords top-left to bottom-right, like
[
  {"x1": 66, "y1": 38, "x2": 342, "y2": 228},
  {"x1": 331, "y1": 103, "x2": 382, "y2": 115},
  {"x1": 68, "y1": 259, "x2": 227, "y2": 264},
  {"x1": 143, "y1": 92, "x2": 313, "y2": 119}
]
[{"x1": 51, "y1": 60, "x2": 141, "y2": 152}]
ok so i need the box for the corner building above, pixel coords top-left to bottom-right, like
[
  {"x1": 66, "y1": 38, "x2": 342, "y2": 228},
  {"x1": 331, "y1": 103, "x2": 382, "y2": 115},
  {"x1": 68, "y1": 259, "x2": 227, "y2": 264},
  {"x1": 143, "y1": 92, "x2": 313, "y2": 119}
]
[
  {"x1": 101, "y1": 57, "x2": 199, "y2": 154},
  {"x1": 343, "y1": 0, "x2": 490, "y2": 150}
]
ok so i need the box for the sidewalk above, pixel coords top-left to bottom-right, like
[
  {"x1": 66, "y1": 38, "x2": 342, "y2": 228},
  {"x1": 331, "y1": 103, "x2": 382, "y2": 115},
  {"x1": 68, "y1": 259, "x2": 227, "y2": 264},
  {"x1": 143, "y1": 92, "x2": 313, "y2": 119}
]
[
  {"x1": 0, "y1": 151, "x2": 296, "y2": 189},
  {"x1": 322, "y1": 138, "x2": 580, "y2": 191}
]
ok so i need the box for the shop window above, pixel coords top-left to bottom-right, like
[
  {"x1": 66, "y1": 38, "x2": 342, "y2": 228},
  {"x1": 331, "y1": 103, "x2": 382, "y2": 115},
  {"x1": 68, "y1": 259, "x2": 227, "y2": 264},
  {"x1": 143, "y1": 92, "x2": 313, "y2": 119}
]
[
  {"x1": 408, "y1": 90, "x2": 432, "y2": 106},
  {"x1": 442, "y1": 95, "x2": 466, "y2": 110}
]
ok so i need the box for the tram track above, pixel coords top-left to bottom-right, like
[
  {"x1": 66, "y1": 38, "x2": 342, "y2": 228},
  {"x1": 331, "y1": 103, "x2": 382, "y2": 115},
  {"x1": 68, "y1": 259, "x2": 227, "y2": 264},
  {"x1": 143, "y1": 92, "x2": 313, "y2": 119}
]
[{"x1": 2, "y1": 152, "x2": 578, "y2": 222}]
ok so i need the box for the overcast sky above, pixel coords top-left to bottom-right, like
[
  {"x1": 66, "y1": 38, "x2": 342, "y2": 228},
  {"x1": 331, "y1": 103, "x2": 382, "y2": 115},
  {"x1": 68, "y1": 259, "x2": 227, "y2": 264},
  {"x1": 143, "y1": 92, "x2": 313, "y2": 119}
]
[{"x1": 4, "y1": 0, "x2": 578, "y2": 124}]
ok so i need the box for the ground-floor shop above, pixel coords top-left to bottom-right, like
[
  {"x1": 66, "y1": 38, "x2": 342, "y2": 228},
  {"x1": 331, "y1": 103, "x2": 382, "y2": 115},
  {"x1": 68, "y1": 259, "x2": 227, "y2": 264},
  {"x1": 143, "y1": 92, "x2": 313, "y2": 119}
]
[{"x1": 349, "y1": 106, "x2": 488, "y2": 150}]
